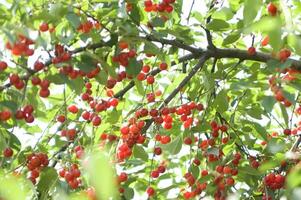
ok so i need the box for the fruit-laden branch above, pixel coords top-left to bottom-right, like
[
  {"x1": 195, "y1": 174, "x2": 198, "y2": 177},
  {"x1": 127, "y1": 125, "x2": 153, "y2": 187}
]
[
  {"x1": 114, "y1": 53, "x2": 201, "y2": 99},
  {"x1": 0, "y1": 40, "x2": 112, "y2": 92},
  {"x1": 142, "y1": 54, "x2": 210, "y2": 133}
]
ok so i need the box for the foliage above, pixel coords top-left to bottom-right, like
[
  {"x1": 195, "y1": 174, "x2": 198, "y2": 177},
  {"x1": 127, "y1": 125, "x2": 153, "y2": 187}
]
[{"x1": 0, "y1": 0, "x2": 301, "y2": 200}]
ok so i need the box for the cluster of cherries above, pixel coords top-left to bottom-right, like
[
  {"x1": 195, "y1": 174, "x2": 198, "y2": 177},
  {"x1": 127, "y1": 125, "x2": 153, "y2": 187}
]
[
  {"x1": 181, "y1": 172, "x2": 206, "y2": 199},
  {"x1": 144, "y1": 0, "x2": 176, "y2": 13},
  {"x1": 151, "y1": 165, "x2": 166, "y2": 179},
  {"x1": 15, "y1": 104, "x2": 35, "y2": 123},
  {"x1": 61, "y1": 129, "x2": 77, "y2": 141},
  {"x1": 59, "y1": 164, "x2": 82, "y2": 189},
  {"x1": 99, "y1": 133, "x2": 118, "y2": 142},
  {"x1": 51, "y1": 44, "x2": 71, "y2": 64},
  {"x1": 73, "y1": 145, "x2": 85, "y2": 159},
  {"x1": 59, "y1": 65, "x2": 89, "y2": 80},
  {"x1": 112, "y1": 41, "x2": 137, "y2": 67},
  {"x1": 269, "y1": 76, "x2": 292, "y2": 107},
  {"x1": 26, "y1": 152, "x2": 49, "y2": 185},
  {"x1": 77, "y1": 20, "x2": 101, "y2": 33},
  {"x1": 6, "y1": 35, "x2": 34, "y2": 56},
  {"x1": 264, "y1": 173, "x2": 285, "y2": 190}
]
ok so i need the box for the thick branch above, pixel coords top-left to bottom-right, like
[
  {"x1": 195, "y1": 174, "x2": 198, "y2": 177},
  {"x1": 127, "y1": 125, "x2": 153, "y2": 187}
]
[{"x1": 143, "y1": 35, "x2": 202, "y2": 54}]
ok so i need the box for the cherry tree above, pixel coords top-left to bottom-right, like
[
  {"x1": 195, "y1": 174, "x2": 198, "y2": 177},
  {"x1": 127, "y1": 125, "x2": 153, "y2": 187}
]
[{"x1": 0, "y1": 0, "x2": 301, "y2": 200}]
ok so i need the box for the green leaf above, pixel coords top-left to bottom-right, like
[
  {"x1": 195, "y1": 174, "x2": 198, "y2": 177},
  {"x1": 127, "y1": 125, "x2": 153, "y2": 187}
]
[
  {"x1": 161, "y1": 136, "x2": 182, "y2": 155},
  {"x1": 243, "y1": 0, "x2": 261, "y2": 25},
  {"x1": 124, "y1": 188, "x2": 134, "y2": 200},
  {"x1": 206, "y1": 19, "x2": 229, "y2": 31},
  {"x1": 66, "y1": 12, "x2": 81, "y2": 29},
  {"x1": 151, "y1": 17, "x2": 165, "y2": 27},
  {"x1": 0, "y1": 101, "x2": 18, "y2": 112},
  {"x1": 133, "y1": 145, "x2": 148, "y2": 162},
  {"x1": 85, "y1": 151, "x2": 118, "y2": 200},
  {"x1": 213, "y1": 89, "x2": 229, "y2": 113},
  {"x1": 129, "y1": 4, "x2": 141, "y2": 25},
  {"x1": 280, "y1": 104, "x2": 289, "y2": 127},
  {"x1": 37, "y1": 167, "x2": 58, "y2": 200},
  {"x1": 143, "y1": 41, "x2": 161, "y2": 55},
  {"x1": 238, "y1": 166, "x2": 261, "y2": 176},
  {"x1": 126, "y1": 59, "x2": 143, "y2": 76},
  {"x1": 262, "y1": 96, "x2": 276, "y2": 113},
  {"x1": 222, "y1": 32, "x2": 241, "y2": 46}
]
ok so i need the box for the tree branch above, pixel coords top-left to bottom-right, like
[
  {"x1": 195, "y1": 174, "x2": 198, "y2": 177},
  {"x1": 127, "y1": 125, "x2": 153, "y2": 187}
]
[
  {"x1": 142, "y1": 54, "x2": 210, "y2": 133},
  {"x1": 114, "y1": 53, "x2": 201, "y2": 99}
]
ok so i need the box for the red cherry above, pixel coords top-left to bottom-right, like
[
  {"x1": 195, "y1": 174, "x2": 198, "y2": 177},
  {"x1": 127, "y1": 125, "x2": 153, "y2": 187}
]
[
  {"x1": 39, "y1": 22, "x2": 49, "y2": 32},
  {"x1": 159, "y1": 62, "x2": 168, "y2": 70},
  {"x1": 267, "y1": 3, "x2": 278, "y2": 16},
  {"x1": 68, "y1": 105, "x2": 79, "y2": 114},
  {"x1": 31, "y1": 76, "x2": 41, "y2": 85},
  {"x1": 284, "y1": 129, "x2": 291, "y2": 135},
  {"x1": 119, "y1": 41, "x2": 128, "y2": 49},
  {"x1": 3, "y1": 147, "x2": 13, "y2": 157},
  {"x1": 34, "y1": 61, "x2": 44, "y2": 71},
  {"x1": 184, "y1": 137, "x2": 192, "y2": 145},
  {"x1": 146, "y1": 75, "x2": 155, "y2": 84},
  {"x1": 25, "y1": 114, "x2": 35, "y2": 123},
  {"x1": 39, "y1": 88, "x2": 50, "y2": 98},
  {"x1": 146, "y1": 187, "x2": 155, "y2": 196},
  {"x1": 142, "y1": 65, "x2": 150, "y2": 73},
  {"x1": 0, "y1": 110, "x2": 12, "y2": 121},
  {"x1": 0, "y1": 61, "x2": 8, "y2": 71},
  {"x1": 158, "y1": 165, "x2": 166, "y2": 173},
  {"x1": 92, "y1": 116, "x2": 101, "y2": 126},
  {"x1": 248, "y1": 47, "x2": 256, "y2": 56},
  {"x1": 154, "y1": 147, "x2": 162, "y2": 155},
  {"x1": 118, "y1": 172, "x2": 128, "y2": 182},
  {"x1": 57, "y1": 115, "x2": 66, "y2": 123},
  {"x1": 151, "y1": 170, "x2": 159, "y2": 178},
  {"x1": 226, "y1": 177, "x2": 235, "y2": 186},
  {"x1": 59, "y1": 169, "x2": 66, "y2": 177}
]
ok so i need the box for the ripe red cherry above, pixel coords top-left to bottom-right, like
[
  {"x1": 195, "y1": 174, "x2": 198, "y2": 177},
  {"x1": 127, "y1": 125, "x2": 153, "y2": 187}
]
[
  {"x1": 3, "y1": 147, "x2": 13, "y2": 157},
  {"x1": 0, "y1": 61, "x2": 8, "y2": 71},
  {"x1": 34, "y1": 61, "x2": 44, "y2": 71},
  {"x1": 31, "y1": 76, "x2": 41, "y2": 85},
  {"x1": 109, "y1": 98, "x2": 119, "y2": 107},
  {"x1": 154, "y1": 147, "x2": 162, "y2": 155},
  {"x1": 248, "y1": 47, "x2": 256, "y2": 56},
  {"x1": 184, "y1": 137, "x2": 192, "y2": 145},
  {"x1": 137, "y1": 73, "x2": 146, "y2": 81},
  {"x1": 57, "y1": 115, "x2": 66, "y2": 123},
  {"x1": 146, "y1": 75, "x2": 155, "y2": 84},
  {"x1": 68, "y1": 105, "x2": 79, "y2": 114},
  {"x1": 161, "y1": 135, "x2": 171, "y2": 144},
  {"x1": 118, "y1": 41, "x2": 128, "y2": 49},
  {"x1": 92, "y1": 116, "x2": 101, "y2": 126},
  {"x1": 39, "y1": 22, "x2": 49, "y2": 32},
  {"x1": 226, "y1": 177, "x2": 235, "y2": 186},
  {"x1": 146, "y1": 187, "x2": 155, "y2": 196},
  {"x1": 142, "y1": 65, "x2": 150, "y2": 73},
  {"x1": 159, "y1": 62, "x2": 168, "y2": 70},
  {"x1": 151, "y1": 170, "x2": 159, "y2": 178},
  {"x1": 39, "y1": 89, "x2": 50, "y2": 98},
  {"x1": 284, "y1": 129, "x2": 291, "y2": 135},
  {"x1": 267, "y1": 3, "x2": 278, "y2": 16},
  {"x1": 0, "y1": 110, "x2": 12, "y2": 121},
  {"x1": 118, "y1": 172, "x2": 128, "y2": 182}
]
